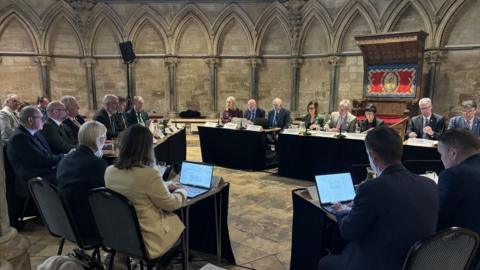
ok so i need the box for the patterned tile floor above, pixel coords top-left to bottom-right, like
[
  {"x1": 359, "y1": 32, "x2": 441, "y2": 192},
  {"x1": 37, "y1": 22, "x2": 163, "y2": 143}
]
[{"x1": 24, "y1": 135, "x2": 312, "y2": 269}]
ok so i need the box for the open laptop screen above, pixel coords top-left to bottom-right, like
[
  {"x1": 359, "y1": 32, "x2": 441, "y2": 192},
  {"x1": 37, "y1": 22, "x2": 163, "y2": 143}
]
[
  {"x1": 179, "y1": 161, "x2": 213, "y2": 189},
  {"x1": 315, "y1": 173, "x2": 356, "y2": 204}
]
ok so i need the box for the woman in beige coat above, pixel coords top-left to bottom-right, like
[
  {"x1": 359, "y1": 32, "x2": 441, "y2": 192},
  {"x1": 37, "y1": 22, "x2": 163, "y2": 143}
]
[{"x1": 105, "y1": 124, "x2": 187, "y2": 258}]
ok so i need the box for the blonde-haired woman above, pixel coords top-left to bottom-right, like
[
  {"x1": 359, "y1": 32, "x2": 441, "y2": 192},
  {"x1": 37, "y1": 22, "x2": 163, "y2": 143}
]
[{"x1": 221, "y1": 96, "x2": 242, "y2": 124}]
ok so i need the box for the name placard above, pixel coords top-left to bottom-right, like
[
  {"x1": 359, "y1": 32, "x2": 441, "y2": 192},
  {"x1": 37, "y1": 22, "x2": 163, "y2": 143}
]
[
  {"x1": 283, "y1": 128, "x2": 300, "y2": 135},
  {"x1": 246, "y1": 124, "x2": 262, "y2": 132},
  {"x1": 205, "y1": 122, "x2": 218, "y2": 128},
  {"x1": 223, "y1": 122, "x2": 238, "y2": 130}
]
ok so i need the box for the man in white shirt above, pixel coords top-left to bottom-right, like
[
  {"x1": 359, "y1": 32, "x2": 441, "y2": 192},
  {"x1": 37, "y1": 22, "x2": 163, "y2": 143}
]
[{"x1": 0, "y1": 94, "x2": 21, "y2": 142}]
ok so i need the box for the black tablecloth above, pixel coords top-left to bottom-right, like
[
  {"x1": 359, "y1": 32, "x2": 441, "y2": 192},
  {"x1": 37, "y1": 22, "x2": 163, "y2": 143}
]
[
  {"x1": 279, "y1": 134, "x2": 442, "y2": 181},
  {"x1": 154, "y1": 128, "x2": 187, "y2": 164},
  {"x1": 187, "y1": 183, "x2": 236, "y2": 264},
  {"x1": 198, "y1": 126, "x2": 269, "y2": 170}
]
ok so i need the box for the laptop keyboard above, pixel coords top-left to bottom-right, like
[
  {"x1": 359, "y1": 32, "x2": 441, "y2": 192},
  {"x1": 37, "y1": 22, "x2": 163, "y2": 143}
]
[{"x1": 187, "y1": 186, "x2": 208, "y2": 198}]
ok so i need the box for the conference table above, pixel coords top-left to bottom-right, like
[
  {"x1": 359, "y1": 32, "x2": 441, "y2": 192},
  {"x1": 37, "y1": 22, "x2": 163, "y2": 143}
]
[
  {"x1": 198, "y1": 126, "x2": 280, "y2": 170},
  {"x1": 103, "y1": 128, "x2": 186, "y2": 165},
  {"x1": 278, "y1": 132, "x2": 442, "y2": 181}
]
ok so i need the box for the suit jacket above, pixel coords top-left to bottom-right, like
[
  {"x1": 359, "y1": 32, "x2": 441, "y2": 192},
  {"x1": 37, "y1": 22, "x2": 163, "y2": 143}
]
[
  {"x1": 244, "y1": 108, "x2": 265, "y2": 121},
  {"x1": 113, "y1": 112, "x2": 128, "y2": 132},
  {"x1": 57, "y1": 144, "x2": 108, "y2": 240},
  {"x1": 406, "y1": 113, "x2": 445, "y2": 140},
  {"x1": 125, "y1": 108, "x2": 149, "y2": 127},
  {"x1": 63, "y1": 115, "x2": 85, "y2": 141},
  {"x1": 221, "y1": 108, "x2": 242, "y2": 124},
  {"x1": 6, "y1": 126, "x2": 62, "y2": 197},
  {"x1": 359, "y1": 117, "x2": 384, "y2": 132},
  {"x1": 324, "y1": 112, "x2": 357, "y2": 133},
  {"x1": 267, "y1": 108, "x2": 291, "y2": 129},
  {"x1": 0, "y1": 107, "x2": 20, "y2": 142},
  {"x1": 332, "y1": 164, "x2": 438, "y2": 270},
  {"x1": 448, "y1": 116, "x2": 480, "y2": 137},
  {"x1": 437, "y1": 154, "x2": 480, "y2": 234},
  {"x1": 93, "y1": 108, "x2": 117, "y2": 139},
  {"x1": 105, "y1": 165, "x2": 187, "y2": 258},
  {"x1": 39, "y1": 118, "x2": 76, "y2": 154}
]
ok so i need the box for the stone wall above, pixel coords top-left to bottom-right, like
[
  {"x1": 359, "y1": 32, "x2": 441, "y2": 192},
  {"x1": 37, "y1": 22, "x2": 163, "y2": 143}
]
[{"x1": 0, "y1": 0, "x2": 479, "y2": 118}]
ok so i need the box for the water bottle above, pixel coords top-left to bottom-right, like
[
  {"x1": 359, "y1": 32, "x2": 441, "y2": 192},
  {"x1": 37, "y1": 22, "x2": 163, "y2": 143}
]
[{"x1": 355, "y1": 122, "x2": 361, "y2": 133}]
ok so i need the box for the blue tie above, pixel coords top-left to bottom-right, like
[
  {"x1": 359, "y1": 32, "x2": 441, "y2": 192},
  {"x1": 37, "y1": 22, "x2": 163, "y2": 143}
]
[
  {"x1": 251, "y1": 110, "x2": 255, "y2": 121},
  {"x1": 273, "y1": 111, "x2": 277, "y2": 127}
]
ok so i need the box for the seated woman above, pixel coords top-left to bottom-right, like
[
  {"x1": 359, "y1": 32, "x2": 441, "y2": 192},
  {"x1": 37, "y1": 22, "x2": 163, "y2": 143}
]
[
  {"x1": 56, "y1": 120, "x2": 108, "y2": 240},
  {"x1": 302, "y1": 101, "x2": 325, "y2": 130},
  {"x1": 360, "y1": 104, "x2": 384, "y2": 132},
  {"x1": 105, "y1": 124, "x2": 187, "y2": 258},
  {"x1": 221, "y1": 96, "x2": 242, "y2": 124}
]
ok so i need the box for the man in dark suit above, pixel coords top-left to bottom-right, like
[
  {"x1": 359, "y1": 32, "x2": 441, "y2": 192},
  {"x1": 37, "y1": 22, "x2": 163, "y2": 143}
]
[
  {"x1": 93, "y1": 94, "x2": 119, "y2": 139},
  {"x1": 407, "y1": 97, "x2": 445, "y2": 140},
  {"x1": 436, "y1": 128, "x2": 480, "y2": 233},
  {"x1": 7, "y1": 106, "x2": 63, "y2": 197},
  {"x1": 61, "y1": 95, "x2": 85, "y2": 141},
  {"x1": 267, "y1": 98, "x2": 291, "y2": 129},
  {"x1": 447, "y1": 100, "x2": 480, "y2": 137},
  {"x1": 39, "y1": 101, "x2": 76, "y2": 154},
  {"x1": 244, "y1": 99, "x2": 265, "y2": 121},
  {"x1": 318, "y1": 126, "x2": 438, "y2": 270},
  {"x1": 113, "y1": 96, "x2": 128, "y2": 132},
  {"x1": 125, "y1": 96, "x2": 149, "y2": 127}
]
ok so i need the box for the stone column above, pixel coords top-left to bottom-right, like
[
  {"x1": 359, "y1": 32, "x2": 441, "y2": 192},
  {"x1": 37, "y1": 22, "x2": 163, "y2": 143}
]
[
  {"x1": 290, "y1": 58, "x2": 303, "y2": 113},
  {"x1": 425, "y1": 50, "x2": 446, "y2": 99},
  {"x1": 126, "y1": 59, "x2": 137, "y2": 99},
  {"x1": 164, "y1": 57, "x2": 178, "y2": 117},
  {"x1": 0, "y1": 146, "x2": 30, "y2": 269},
  {"x1": 328, "y1": 56, "x2": 341, "y2": 112},
  {"x1": 246, "y1": 58, "x2": 261, "y2": 101},
  {"x1": 34, "y1": 56, "x2": 52, "y2": 99},
  {"x1": 82, "y1": 57, "x2": 97, "y2": 110},
  {"x1": 205, "y1": 58, "x2": 220, "y2": 115}
]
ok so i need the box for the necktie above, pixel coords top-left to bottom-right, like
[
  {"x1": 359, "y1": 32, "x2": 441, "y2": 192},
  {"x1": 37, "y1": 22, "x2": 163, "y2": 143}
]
[
  {"x1": 72, "y1": 118, "x2": 81, "y2": 128},
  {"x1": 336, "y1": 115, "x2": 344, "y2": 130},
  {"x1": 251, "y1": 111, "x2": 255, "y2": 121},
  {"x1": 422, "y1": 118, "x2": 429, "y2": 139},
  {"x1": 273, "y1": 111, "x2": 277, "y2": 127},
  {"x1": 110, "y1": 116, "x2": 116, "y2": 132},
  {"x1": 467, "y1": 120, "x2": 472, "y2": 131},
  {"x1": 137, "y1": 112, "x2": 145, "y2": 126}
]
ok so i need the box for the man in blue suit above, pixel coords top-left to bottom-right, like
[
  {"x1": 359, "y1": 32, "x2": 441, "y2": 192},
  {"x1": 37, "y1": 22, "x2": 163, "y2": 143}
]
[
  {"x1": 318, "y1": 126, "x2": 438, "y2": 270},
  {"x1": 267, "y1": 98, "x2": 291, "y2": 129},
  {"x1": 447, "y1": 100, "x2": 480, "y2": 137},
  {"x1": 243, "y1": 99, "x2": 265, "y2": 121},
  {"x1": 437, "y1": 128, "x2": 480, "y2": 233}
]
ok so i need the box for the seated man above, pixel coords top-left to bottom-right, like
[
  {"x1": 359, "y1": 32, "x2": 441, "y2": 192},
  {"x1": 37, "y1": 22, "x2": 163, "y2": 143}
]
[
  {"x1": 448, "y1": 100, "x2": 480, "y2": 136},
  {"x1": 125, "y1": 96, "x2": 149, "y2": 127},
  {"x1": 267, "y1": 98, "x2": 291, "y2": 129},
  {"x1": 113, "y1": 96, "x2": 128, "y2": 132},
  {"x1": 318, "y1": 126, "x2": 438, "y2": 270},
  {"x1": 94, "y1": 94, "x2": 119, "y2": 139},
  {"x1": 7, "y1": 106, "x2": 63, "y2": 197},
  {"x1": 61, "y1": 95, "x2": 85, "y2": 141},
  {"x1": 0, "y1": 93, "x2": 21, "y2": 143},
  {"x1": 40, "y1": 101, "x2": 76, "y2": 154},
  {"x1": 437, "y1": 128, "x2": 480, "y2": 234},
  {"x1": 407, "y1": 97, "x2": 445, "y2": 140},
  {"x1": 324, "y1": 99, "x2": 357, "y2": 133},
  {"x1": 244, "y1": 99, "x2": 265, "y2": 122}
]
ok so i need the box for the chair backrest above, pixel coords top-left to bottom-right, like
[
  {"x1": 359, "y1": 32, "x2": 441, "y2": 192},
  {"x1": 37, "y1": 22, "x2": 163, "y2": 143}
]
[
  {"x1": 403, "y1": 227, "x2": 480, "y2": 270},
  {"x1": 28, "y1": 178, "x2": 77, "y2": 243},
  {"x1": 88, "y1": 188, "x2": 148, "y2": 259}
]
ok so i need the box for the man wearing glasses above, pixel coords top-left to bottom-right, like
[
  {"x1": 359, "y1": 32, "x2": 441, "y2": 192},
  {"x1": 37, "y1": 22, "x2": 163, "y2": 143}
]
[
  {"x1": 448, "y1": 100, "x2": 480, "y2": 137},
  {"x1": 7, "y1": 106, "x2": 63, "y2": 197},
  {"x1": 406, "y1": 97, "x2": 445, "y2": 140},
  {"x1": 39, "y1": 101, "x2": 76, "y2": 154}
]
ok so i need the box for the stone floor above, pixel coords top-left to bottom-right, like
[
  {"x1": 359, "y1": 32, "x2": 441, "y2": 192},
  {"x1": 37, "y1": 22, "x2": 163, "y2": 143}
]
[{"x1": 23, "y1": 134, "x2": 313, "y2": 269}]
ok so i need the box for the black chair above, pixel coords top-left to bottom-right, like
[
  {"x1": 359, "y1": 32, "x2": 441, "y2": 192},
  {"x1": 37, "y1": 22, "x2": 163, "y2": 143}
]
[
  {"x1": 349, "y1": 164, "x2": 370, "y2": 185},
  {"x1": 88, "y1": 188, "x2": 183, "y2": 270},
  {"x1": 403, "y1": 227, "x2": 480, "y2": 270},
  {"x1": 28, "y1": 178, "x2": 101, "y2": 258}
]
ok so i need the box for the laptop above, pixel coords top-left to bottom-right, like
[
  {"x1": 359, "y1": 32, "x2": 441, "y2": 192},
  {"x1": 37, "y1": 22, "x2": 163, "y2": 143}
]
[
  {"x1": 254, "y1": 118, "x2": 269, "y2": 129},
  {"x1": 315, "y1": 172, "x2": 356, "y2": 214},
  {"x1": 179, "y1": 161, "x2": 214, "y2": 199}
]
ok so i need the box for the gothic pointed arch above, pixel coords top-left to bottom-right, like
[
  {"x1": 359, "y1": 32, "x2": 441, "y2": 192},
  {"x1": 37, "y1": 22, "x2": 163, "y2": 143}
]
[
  {"x1": 255, "y1": 2, "x2": 291, "y2": 55},
  {"x1": 0, "y1": 6, "x2": 40, "y2": 53},
  {"x1": 171, "y1": 4, "x2": 212, "y2": 55},
  {"x1": 299, "y1": 3, "x2": 332, "y2": 55},
  {"x1": 435, "y1": 0, "x2": 476, "y2": 47},
  {"x1": 213, "y1": 4, "x2": 254, "y2": 55},
  {"x1": 332, "y1": 1, "x2": 378, "y2": 32},
  {"x1": 88, "y1": 3, "x2": 124, "y2": 55}
]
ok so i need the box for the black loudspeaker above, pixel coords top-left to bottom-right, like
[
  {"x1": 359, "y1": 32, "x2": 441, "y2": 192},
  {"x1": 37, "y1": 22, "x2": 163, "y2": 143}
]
[{"x1": 119, "y1": 41, "x2": 136, "y2": 63}]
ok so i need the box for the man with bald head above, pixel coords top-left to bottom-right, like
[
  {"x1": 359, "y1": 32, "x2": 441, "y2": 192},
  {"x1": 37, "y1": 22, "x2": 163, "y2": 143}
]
[
  {"x1": 125, "y1": 96, "x2": 149, "y2": 127},
  {"x1": 7, "y1": 106, "x2": 63, "y2": 197},
  {"x1": 94, "y1": 94, "x2": 119, "y2": 139},
  {"x1": 39, "y1": 101, "x2": 76, "y2": 154},
  {"x1": 267, "y1": 98, "x2": 291, "y2": 129},
  {"x1": 244, "y1": 99, "x2": 265, "y2": 122},
  {"x1": 0, "y1": 93, "x2": 21, "y2": 142}
]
